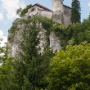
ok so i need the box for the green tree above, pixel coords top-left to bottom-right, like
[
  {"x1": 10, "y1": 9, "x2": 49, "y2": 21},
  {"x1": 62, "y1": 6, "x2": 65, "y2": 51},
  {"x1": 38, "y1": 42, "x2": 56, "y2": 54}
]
[
  {"x1": 13, "y1": 20, "x2": 39, "y2": 89},
  {"x1": 47, "y1": 41, "x2": 90, "y2": 90},
  {"x1": 0, "y1": 39, "x2": 14, "y2": 90},
  {"x1": 67, "y1": 15, "x2": 90, "y2": 45},
  {"x1": 13, "y1": 18, "x2": 53, "y2": 90},
  {"x1": 16, "y1": 7, "x2": 22, "y2": 16},
  {"x1": 71, "y1": 0, "x2": 81, "y2": 24},
  {"x1": 16, "y1": 4, "x2": 32, "y2": 17}
]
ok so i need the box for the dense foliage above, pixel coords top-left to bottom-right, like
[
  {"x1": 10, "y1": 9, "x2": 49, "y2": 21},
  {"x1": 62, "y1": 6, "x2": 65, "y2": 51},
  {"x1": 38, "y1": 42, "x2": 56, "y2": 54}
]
[
  {"x1": 67, "y1": 15, "x2": 90, "y2": 45},
  {"x1": 71, "y1": 0, "x2": 81, "y2": 24},
  {"x1": 11, "y1": 18, "x2": 54, "y2": 90},
  {"x1": 47, "y1": 41, "x2": 90, "y2": 90},
  {"x1": 0, "y1": 40, "x2": 13, "y2": 90}
]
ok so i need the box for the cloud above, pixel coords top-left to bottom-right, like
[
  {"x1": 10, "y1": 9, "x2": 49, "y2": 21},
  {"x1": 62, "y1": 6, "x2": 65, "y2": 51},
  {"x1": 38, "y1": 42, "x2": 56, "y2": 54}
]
[
  {"x1": 0, "y1": 30, "x2": 7, "y2": 46},
  {"x1": 88, "y1": 2, "x2": 90, "y2": 7},
  {"x1": 1, "y1": 0, "x2": 25, "y2": 20},
  {"x1": 0, "y1": 30, "x2": 6, "y2": 65},
  {"x1": 0, "y1": 30, "x2": 3, "y2": 36},
  {"x1": 0, "y1": 12, "x2": 4, "y2": 21}
]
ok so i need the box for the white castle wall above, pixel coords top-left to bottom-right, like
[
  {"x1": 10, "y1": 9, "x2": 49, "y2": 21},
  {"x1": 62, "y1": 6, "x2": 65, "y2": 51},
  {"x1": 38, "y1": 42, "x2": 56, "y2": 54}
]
[
  {"x1": 28, "y1": 6, "x2": 52, "y2": 19},
  {"x1": 27, "y1": 0, "x2": 71, "y2": 25},
  {"x1": 63, "y1": 5, "x2": 72, "y2": 26}
]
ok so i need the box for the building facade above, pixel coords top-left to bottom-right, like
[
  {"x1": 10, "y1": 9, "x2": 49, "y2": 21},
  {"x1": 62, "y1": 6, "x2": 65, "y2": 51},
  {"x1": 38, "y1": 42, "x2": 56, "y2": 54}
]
[{"x1": 27, "y1": 0, "x2": 72, "y2": 26}]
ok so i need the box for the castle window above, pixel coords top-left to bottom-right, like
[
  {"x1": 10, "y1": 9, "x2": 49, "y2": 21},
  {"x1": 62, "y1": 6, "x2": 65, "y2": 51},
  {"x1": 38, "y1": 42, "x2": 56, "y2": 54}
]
[{"x1": 31, "y1": 8, "x2": 35, "y2": 12}]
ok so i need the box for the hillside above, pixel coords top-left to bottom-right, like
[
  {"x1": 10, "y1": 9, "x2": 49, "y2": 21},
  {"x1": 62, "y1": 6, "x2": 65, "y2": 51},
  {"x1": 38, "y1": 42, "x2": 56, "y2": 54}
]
[{"x1": 0, "y1": 10, "x2": 90, "y2": 90}]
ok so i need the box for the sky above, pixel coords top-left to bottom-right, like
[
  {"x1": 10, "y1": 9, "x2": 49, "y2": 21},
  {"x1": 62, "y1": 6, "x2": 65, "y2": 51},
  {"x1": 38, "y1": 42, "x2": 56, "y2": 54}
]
[{"x1": 0, "y1": 0, "x2": 90, "y2": 45}]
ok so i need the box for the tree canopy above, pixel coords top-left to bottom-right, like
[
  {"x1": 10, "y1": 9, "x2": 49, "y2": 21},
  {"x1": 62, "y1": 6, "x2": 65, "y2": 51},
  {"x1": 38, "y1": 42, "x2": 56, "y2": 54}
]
[
  {"x1": 47, "y1": 41, "x2": 90, "y2": 90},
  {"x1": 0, "y1": 39, "x2": 14, "y2": 90}
]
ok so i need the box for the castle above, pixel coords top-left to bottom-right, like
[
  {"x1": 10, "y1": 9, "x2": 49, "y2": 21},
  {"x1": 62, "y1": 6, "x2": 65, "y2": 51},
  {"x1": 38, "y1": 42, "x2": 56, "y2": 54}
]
[{"x1": 26, "y1": 0, "x2": 72, "y2": 26}]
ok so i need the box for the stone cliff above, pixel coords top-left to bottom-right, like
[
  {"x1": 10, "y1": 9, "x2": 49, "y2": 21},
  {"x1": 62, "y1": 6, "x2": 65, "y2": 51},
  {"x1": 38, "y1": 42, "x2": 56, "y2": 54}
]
[{"x1": 8, "y1": 16, "x2": 67, "y2": 57}]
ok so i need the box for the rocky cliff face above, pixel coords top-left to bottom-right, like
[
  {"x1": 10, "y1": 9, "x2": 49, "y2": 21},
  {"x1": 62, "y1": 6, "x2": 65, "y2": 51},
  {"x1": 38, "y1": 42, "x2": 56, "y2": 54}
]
[
  {"x1": 8, "y1": 17, "x2": 62, "y2": 57},
  {"x1": 50, "y1": 31, "x2": 61, "y2": 52}
]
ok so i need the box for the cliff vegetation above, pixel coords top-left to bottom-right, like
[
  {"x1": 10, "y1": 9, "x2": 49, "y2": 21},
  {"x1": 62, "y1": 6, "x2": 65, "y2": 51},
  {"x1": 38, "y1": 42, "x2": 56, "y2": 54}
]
[{"x1": 1, "y1": 7, "x2": 90, "y2": 90}]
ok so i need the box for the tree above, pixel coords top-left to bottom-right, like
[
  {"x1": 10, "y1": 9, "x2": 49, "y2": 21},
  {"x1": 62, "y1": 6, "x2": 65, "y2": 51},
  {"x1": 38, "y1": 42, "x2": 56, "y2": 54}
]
[
  {"x1": 0, "y1": 39, "x2": 14, "y2": 90},
  {"x1": 71, "y1": 0, "x2": 81, "y2": 24},
  {"x1": 16, "y1": 8, "x2": 22, "y2": 16},
  {"x1": 16, "y1": 4, "x2": 32, "y2": 17},
  {"x1": 67, "y1": 15, "x2": 90, "y2": 45},
  {"x1": 47, "y1": 41, "x2": 90, "y2": 90},
  {"x1": 13, "y1": 17, "x2": 53, "y2": 90},
  {"x1": 12, "y1": 19, "x2": 39, "y2": 89}
]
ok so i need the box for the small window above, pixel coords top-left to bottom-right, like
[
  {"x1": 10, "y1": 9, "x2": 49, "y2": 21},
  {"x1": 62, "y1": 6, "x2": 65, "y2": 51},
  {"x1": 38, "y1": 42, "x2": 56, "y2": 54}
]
[{"x1": 31, "y1": 8, "x2": 35, "y2": 12}]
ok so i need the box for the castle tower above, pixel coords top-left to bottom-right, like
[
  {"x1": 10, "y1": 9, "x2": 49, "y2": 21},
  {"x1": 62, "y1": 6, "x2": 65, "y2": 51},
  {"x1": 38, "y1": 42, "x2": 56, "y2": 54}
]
[{"x1": 52, "y1": 0, "x2": 64, "y2": 24}]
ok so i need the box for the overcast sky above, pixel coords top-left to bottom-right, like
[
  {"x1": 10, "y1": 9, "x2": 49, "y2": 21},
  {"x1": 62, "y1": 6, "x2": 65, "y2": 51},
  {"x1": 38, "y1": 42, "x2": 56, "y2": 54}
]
[{"x1": 0, "y1": 0, "x2": 90, "y2": 45}]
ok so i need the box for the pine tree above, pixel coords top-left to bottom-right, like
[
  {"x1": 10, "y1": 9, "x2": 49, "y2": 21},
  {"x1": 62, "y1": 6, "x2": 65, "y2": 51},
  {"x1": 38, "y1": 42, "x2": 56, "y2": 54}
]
[{"x1": 71, "y1": 0, "x2": 81, "y2": 24}]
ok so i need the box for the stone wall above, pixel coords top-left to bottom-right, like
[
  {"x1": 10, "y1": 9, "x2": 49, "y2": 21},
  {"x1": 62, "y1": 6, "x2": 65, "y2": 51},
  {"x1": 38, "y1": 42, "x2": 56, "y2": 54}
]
[
  {"x1": 28, "y1": 6, "x2": 38, "y2": 17},
  {"x1": 52, "y1": 0, "x2": 64, "y2": 13},
  {"x1": 40, "y1": 11, "x2": 52, "y2": 19},
  {"x1": 52, "y1": 0, "x2": 64, "y2": 24},
  {"x1": 28, "y1": 5, "x2": 52, "y2": 19},
  {"x1": 52, "y1": 11, "x2": 63, "y2": 24},
  {"x1": 27, "y1": 2, "x2": 72, "y2": 26},
  {"x1": 63, "y1": 5, "x2": 72, "y2": 26}
]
